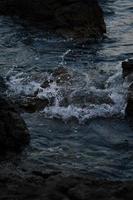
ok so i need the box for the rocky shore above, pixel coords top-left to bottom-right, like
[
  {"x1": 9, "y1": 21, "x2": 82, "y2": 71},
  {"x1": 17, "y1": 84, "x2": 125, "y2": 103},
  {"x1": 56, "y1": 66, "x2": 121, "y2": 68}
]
[
  {"x1": 0, "y1": 164, "x2": 133, "y2": 200},
  {"x1": 0, "y1": 0, "x2": 106, "y2": 39},
  {"x1": 0, "y1": 59, "x2": 133, "y2": 199},
  {"x1": 0, "y1": 1, "x2": 133, "y2": 199}
]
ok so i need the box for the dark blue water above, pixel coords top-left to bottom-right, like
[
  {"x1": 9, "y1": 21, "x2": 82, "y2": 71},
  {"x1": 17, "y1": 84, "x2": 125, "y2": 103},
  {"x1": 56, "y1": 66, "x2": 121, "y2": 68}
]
[{"x1": 0, "y1": 0, "x2": 133, "y2": 179}]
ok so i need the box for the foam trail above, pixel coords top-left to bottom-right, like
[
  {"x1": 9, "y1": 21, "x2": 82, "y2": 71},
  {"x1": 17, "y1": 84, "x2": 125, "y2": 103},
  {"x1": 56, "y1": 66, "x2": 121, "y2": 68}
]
[{"x1": 60, "y1": 49, "x2": 71, "y2": 66}]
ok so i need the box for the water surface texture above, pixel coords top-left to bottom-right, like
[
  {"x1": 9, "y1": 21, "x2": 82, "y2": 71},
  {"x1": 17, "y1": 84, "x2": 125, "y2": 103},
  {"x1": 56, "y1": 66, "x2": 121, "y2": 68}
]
[{"x1": 0, "y1": 0, "x2": 133, "y2": 179}]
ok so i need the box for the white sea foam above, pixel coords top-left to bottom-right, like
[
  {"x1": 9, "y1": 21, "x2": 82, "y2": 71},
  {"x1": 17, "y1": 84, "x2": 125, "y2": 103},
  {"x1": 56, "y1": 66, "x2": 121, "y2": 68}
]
[
  {"x1": 42, "y1": 96, "x2": 126, "y2": 123},
  {"x1": 7, "y1": 73, "x2": 40, "y2": 96},
  {"x1": 6, "y1": 62, "x2": 129, "y2": 123},
  {"x1": 59, "y1": 49, "x2": 71, "y2": 66}
]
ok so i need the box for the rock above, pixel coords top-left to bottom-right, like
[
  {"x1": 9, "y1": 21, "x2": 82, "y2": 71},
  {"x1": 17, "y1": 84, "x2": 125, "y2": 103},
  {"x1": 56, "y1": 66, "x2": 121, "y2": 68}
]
[
  {"x1": 40, "y1": 67, "x2": 72, "y2": 88},
  {"x1": 0, "y1": 0, "x2": 106, "y2": 39},
  {"x1": 53, "y1": 67, "x2": 68, "y2": 77},
  {"x1": 126, "y1": 83, "x2": 133, "y2": 119},
  {"x1": 0, "y1": 76, "x2": 7, "y2": 94},
  {"x1": 69, "y1": 91, "x2": 114, "y2": 106},
  {"x1": 19, "y1": 97, "x2": 49, "y2": 113},
  {"x1": 52, "y1": 67, "x2": 71, "y2": 84},
  {"x1": 0, "y1": 96, "x2": 30, "y2": 155},
  {"x1": 122, "y1": 59, "x2": 133, "y2": 121},
  {"x1": 1, "y1": 167, "x2": 133, "y2": 200},
  {"x1": 41, "y1": 80, "x2": 52, "y2": 89},
  {"x1": 122, "y1": 59, "x2": 133, "y2": 78}
]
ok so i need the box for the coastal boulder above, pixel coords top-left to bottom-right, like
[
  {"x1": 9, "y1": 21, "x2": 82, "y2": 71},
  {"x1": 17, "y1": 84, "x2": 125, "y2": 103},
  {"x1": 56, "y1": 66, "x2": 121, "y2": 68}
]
[
  {"x1": 0, "y1": 0, "x2": 106, "y2": 39},
  {"x1": 122, "y1": 59, "x2": 133, "y2": 121},
  {"x1": 126, "y1": 83, "x2": 133, "y2": 119},
  {"x1": 0, "y1": 96, "x2": 30, "y2": 155}
]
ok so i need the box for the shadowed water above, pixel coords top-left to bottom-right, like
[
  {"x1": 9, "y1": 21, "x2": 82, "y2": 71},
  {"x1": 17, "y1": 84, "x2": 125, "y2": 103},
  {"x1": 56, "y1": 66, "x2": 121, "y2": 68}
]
[{"x1": 0, "y1": 0, "x2": 133, "y2": 179}]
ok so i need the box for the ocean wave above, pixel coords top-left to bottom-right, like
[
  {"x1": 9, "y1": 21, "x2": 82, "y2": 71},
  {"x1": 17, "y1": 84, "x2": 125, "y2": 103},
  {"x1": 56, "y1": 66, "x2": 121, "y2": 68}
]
[{"x1": 6, "y1": 64, "x2": 129, "y2": 123}]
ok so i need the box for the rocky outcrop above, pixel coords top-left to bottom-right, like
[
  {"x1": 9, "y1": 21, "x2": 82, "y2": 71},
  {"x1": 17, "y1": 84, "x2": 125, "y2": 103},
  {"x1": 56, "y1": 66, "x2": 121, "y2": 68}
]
[
  {"x1": 0, "y1": 167, "x2": 133, "y2": 200},
  {"x1": 17, "y1": 97, "x2": 49, "y2": 113},
  {"x1": 122, "y1": 59, "x2": 133, "y2": 120},
  {"x1": 126, "y1": 83, "x2": 133, "y2": 119},
  {"x1": 0, "y1": 0, "x2": 106, "y2": 39},
  {"x1": 0, "y1": 96, "x2": 30, "y2": 155}
]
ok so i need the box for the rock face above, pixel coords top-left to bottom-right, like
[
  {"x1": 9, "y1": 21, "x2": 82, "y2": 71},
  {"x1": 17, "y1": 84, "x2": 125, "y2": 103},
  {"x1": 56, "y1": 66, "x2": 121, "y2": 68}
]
[
  {"x1": 0, "y1": 0, "x2": 106, "y2": 38},
  {"x1": 1, "y1": 168, "x2": 133, "y2": 200},
  {"x1": 126, "y1": 83, "x2": 133, "y2": 119},
  {"x1": 122, "y1": 59, "x2": 133, "y2": 120},
  {"x1": 0, "y1": 96, "x2": 30, "y2": 155}
]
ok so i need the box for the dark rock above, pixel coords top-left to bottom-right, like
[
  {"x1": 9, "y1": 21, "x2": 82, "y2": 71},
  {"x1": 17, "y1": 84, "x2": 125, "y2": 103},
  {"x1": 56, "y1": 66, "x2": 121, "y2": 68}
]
[
  {"x1": 52, "y1": 67, "x2": 71, "y2": 84},
  {"x1": 122, "y1": 59, "x2": 133, "y2": 121},
  {"x1": 0, "y1": 0, "x2": 106, "y2": 39},
  {"x1": 0, "y1": 167, "x2": 133, "y2": 200},
  {"x1": 126, "y1": 83, "x2": 133, "y2": 119},
  {"x1": 0, "y1": 76, "x2": 7, "y2": 94},
  {"x1": 40, "y1": 67, "x2": 72, "y2": 89},
  {"x1": 122, "y1": 59, "x2": 133, "y2": 78},
  {"x1": 70, "y1": 91, "x2": 114, "y2": 106},
  {"x1": 41, "y1": 80, "x2": 52, "y2": 89},
  {"x1": 53, "y1": 67, "x2": 68, "y2": 77},
  {"x1": 19, "y1": 97, "x2": 49, "y2": 113},
  {"x1": 0, "y1": 96, "x2": 30, "y2": 154}
]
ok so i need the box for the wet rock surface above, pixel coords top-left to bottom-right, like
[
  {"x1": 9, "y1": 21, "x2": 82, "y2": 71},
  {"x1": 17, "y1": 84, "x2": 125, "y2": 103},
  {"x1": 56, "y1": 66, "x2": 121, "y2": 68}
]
[
  {"x1": 0, "y1": 96, "x2": 30, "y2": 155},
  {"x1": 0, "y1": 165, "x2": 133, "y2": 200},
  {"x1": 122, "y1": 59, "x2": 133, "y2": 121},
  {"x1": 41, "y1": 67, "x2": 72, "y2": 87},
  {"x1": 52, "y1": 67, "x2": 72, "y2": 84},
  {"x1": 17, "y1": 97, "x2": 49, "y2": 113},
  {"x1": 126, "y1": 83, "x2": 133, "y2": 120},
  {"x1": 0, "y1": 76, "x2": 7, "y2": 94},
  {"x1": 0, "y1": 0, "x2": 106, "y2": 39}
]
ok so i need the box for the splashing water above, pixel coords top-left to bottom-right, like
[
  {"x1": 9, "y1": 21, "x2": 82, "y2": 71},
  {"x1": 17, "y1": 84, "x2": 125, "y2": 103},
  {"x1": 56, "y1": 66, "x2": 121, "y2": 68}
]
[{"x1": 6, "y1": 61, "x2": 129, "y2": 123}]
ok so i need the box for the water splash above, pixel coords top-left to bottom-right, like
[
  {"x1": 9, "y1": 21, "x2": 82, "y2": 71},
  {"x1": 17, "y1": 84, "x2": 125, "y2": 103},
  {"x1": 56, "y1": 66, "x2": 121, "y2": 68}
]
[{"x1": 6, "y1": 63, "x2": 129, "y2": 123}]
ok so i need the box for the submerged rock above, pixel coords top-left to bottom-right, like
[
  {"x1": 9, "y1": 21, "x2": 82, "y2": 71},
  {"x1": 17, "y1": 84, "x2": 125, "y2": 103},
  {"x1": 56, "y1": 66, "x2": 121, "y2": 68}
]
[
  {"x1": 0, "y1": 0, "x2": 106, "y2": 39},
  {"x1": 0, "y1": 96, "x2": 30, "y2": 155}
]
